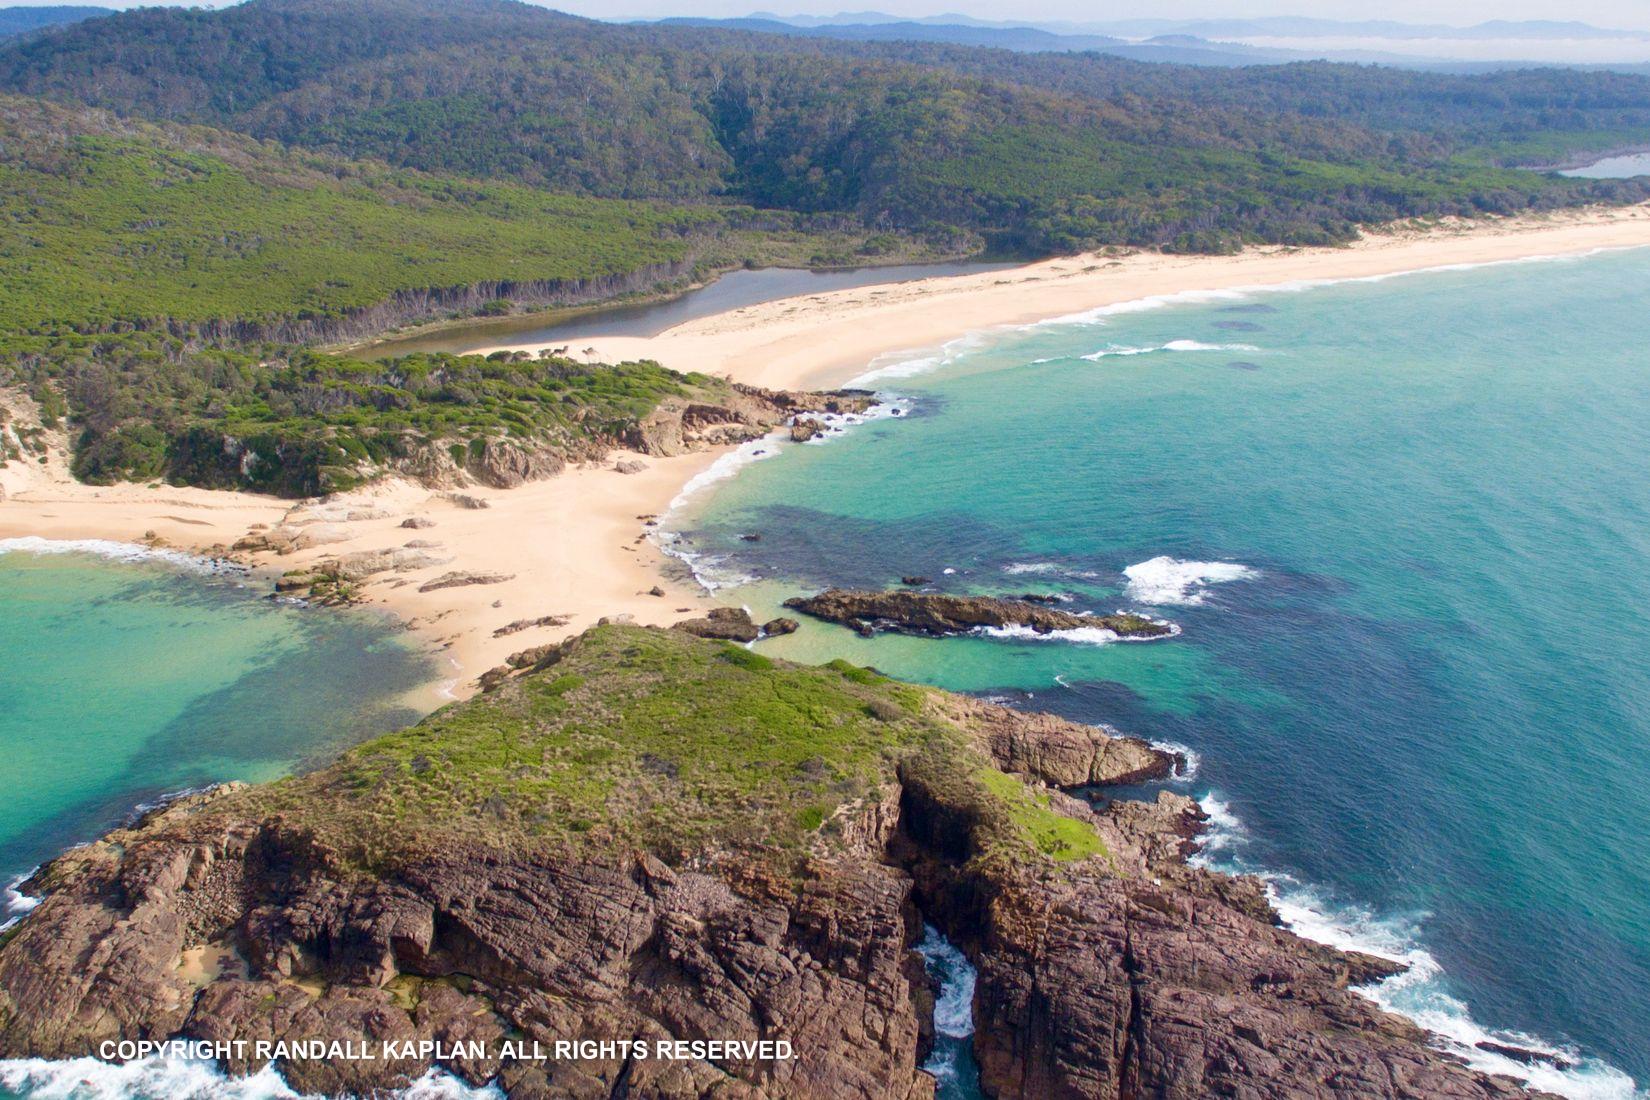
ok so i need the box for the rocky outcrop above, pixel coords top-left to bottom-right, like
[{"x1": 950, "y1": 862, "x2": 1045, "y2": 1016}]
[
  {"x1": 0, "y1": 629, "x2": 1550, "y2": 1099},
  {"x1": 0, "y1": 796, "x2": 931, "y2": 1099},
  {"x1": 417, "y1": 570, "x2": 513, "y2": 593},
  {"x1": 673, "y1": 606, "x2": 761, "y2": 642},
  {"x1": 930, "y1": 694, "x2": 1176, "y2": 787},
  {"x1": 893, "y1": 773, "x2": 1552, "y2": 1100},
  {"x1": 621, "y1": 385, "x2": 875, "y2": 459},
  {"x1": 783, "y1": 588, "x2": 1173, "y2": 640}
]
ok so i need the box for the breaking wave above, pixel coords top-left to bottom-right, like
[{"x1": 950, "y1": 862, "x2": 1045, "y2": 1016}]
[
  {"x1": 916, "y1": 923, "x2": 982, "y2": 1096},
  {"x1": 0, "y1": 537, "x2": 247, "y2": 577},
  {"x1": 1001, "y1": 560, "x2": 1101, "y2": 581},
  {"x1": 1121, "y1": 556, "x2": 1257, "y2": 606},
  {"x1": 1080, "y1": 340, "x2": 1259, "y2": 360},
  {"x1": 1, "y1": 873, "x2": 39, "y2": 934},
  {"x1": 1191, "y1": 795, "x2": 1643, "y2": 1100},
  {"x1": 979, "y1": 614, "x2": 1179, "y2": 647}
]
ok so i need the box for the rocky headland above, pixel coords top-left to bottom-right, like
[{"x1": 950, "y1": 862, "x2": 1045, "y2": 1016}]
[
  {"x1": 0, "y1": 626, "x2": 1548, "y2": 1098},
  {"x1": 783, "y1": 588, "x2": 1174, "y2": 640}
]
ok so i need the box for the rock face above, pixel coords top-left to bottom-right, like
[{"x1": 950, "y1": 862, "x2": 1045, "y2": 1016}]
[
  {"x1": 672, "y1": 606, "x2": 761, "y2": 642},
  {"x1": 783, "y1": 588, "x2": 1173, "y2": 640},
  {"x1": 932, "y1": 694, "x2": 1175, "y2": 787},
  {"x1": 0, "y1": 629, "x2": 1549, "y2": 1100},
  {"x1": 622, "y1": 386, "x2": 874, "y2": 459}
]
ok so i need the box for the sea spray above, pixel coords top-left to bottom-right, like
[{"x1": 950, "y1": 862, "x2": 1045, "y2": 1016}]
[
  {"x1": 916, "y1": 924, "x2": 984, "y2": 1100},
  {"x1": 0, "y1": 874, "x2": 39, "y2": 935},
  {"x1": 1121, "y1": 557, "x2": 1257, "y2": 607},
  {"x1": 1191, "y1": 794, "x2": 1643, "y2": 1100}
]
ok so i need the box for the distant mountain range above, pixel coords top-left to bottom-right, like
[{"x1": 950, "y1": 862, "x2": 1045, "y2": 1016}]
[
  {"x1": 0, "y1": 5, "x2": 106, "y2": 40},
  {"x1": 705, "y1": 11, "x2": 1650, "y2": 69}
]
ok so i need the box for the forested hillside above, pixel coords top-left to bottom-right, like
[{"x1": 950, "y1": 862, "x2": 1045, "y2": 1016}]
[
  {"x1": 4, "y1": 0, "x2": 1648, "y2": 254},
  {"x1": 2, "y1": 0, "x2": 1649, "y2": 494}
]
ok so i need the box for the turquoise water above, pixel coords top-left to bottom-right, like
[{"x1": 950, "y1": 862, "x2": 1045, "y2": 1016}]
[
  {"x1": 672, "y1": 247, "x2": 1650, "y2": 1097},
  {"x1": 0, "y1": 543, "x2": 435, "y2": 923}
]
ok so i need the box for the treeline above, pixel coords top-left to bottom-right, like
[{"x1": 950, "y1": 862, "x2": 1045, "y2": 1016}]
[{"x1": 3, "y1": 0, "x2": 1648, "y2": 255}]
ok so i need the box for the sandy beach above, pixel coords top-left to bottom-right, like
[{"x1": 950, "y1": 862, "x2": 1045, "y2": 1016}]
[
  {"x1": 5, "y1": 203, "x2": 1650, "y2": 703},
  {"x1": 475, "y1": 205, "x2": 1650, "y2": 392}
]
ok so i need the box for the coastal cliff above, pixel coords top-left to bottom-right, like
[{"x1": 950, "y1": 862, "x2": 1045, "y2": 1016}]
[{"x1": 0, "y1": 627, "x2": 1547, "y2": 1098}]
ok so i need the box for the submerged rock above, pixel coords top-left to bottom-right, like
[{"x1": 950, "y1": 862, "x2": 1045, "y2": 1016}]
[{"x1": 783, "y1": 588, "x2": 1172, "y2": 640}]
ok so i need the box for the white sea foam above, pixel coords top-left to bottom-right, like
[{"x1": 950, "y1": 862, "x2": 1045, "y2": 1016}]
[
  {"x1": 1080, "y1": 339, "x2": 1259, "y2": 360},
  {"x1": 918, "y1": 924, "x2": 977, "y2": 1039},
  {"x1": 980, "y1": 612, "x2": 1179, "y2": 647},
  {"x1": 1028, "y1": 246, "x2": 1649, "y2": 335},
  {"x1": 981, "y1": 623, "x2": 1123, "y2": 645},
  {"x1": 1150, "y1": 741, "x2": 1201, "y2": 782},
  {"x1": 1191, "y1": 794, "x2": 1644, "y2": 1100},
  {"x1": 1122, "y1": 556, "x2": 1257, "y2": 606},
  {"x1": 1, "y1": 873, "x2": 40, "y2": 934},
  {"x1": 914, "y1": 923, "x2": 979, "y2": 1087},
  {"x1": 847, "y1": 332, "x2": 987, "y2": 387},
  {"x1": 1002, "y1": 560, "x2": 1101, "y2": 580},
  {"x1": 0, "y1": 1056, "x2": 501, "y2": 1099},
  {"x1": 0, "y1": 536, "x2": 247, "y2": 576}
]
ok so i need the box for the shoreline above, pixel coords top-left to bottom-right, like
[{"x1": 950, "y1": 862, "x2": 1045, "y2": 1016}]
[
  {"x1": 4, "y1": 204, "x2": 1650, "y2": 703},
  {"x1": 471, "y1": 204, "x2": 1650, "y2": 392}
]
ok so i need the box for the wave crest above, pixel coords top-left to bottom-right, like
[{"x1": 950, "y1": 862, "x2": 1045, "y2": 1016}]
[
  {"x1": 1122, "y1": 556, "x2": 1256, "y2": 606},
  {"x1": 1081, "y1": 340, "x2": 1259, "y2": 360},
  {"x1": 1191, "y1": 795, "x2": 1642, "y2": 1100}
]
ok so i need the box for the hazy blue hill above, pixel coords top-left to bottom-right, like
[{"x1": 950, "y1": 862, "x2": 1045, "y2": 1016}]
[
  {"x1": 657, "y1": 16, "x2": 1126, "y2": 53},
  {"x1": 0, "y1": 5, "x2": 105, "y2": 40}
]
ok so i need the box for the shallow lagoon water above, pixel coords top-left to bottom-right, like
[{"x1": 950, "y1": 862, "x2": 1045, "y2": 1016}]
[
  {"x1": 673, "y1": 247, "x2": 1650, "y2": 1097},
  {"x1": 0, "y1": 543, "x2": 435, "y2": 924}
]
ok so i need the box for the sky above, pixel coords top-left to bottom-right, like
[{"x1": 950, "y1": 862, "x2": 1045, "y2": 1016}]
[{"x1": 14, "y1": 1, "x2": 1650, "y2": 33}]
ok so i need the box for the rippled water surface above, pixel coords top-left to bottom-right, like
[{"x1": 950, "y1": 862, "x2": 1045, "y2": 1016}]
[{"x1": 671, "y1": 247, "x2": 1650, "y2": 1098}]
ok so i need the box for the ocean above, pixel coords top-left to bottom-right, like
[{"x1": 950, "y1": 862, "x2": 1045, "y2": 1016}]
[
  {"x1": 0, "y1": 541, "x2": 436, "y2": 931},
  {"x1": 666, "y1": 246, "x2": 1650, "y2": 1098}
]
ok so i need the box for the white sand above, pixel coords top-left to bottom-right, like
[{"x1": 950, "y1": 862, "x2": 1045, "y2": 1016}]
[{"x1": 7, "y1": 204, "x2": 1650, "y2": 701}]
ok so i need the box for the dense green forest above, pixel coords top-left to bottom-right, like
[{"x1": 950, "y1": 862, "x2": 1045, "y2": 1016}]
[
  {"x1": 4, "y1": 0, "x2": 1649, "y2": 255},
  {"x1": 1, "y1": 0, "x2": 1648, "y2": 493}
]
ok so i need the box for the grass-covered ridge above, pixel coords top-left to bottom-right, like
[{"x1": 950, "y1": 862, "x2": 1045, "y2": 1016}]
[{"x1": 237, "y1": 625, "x2": 1106, "y2": 872}]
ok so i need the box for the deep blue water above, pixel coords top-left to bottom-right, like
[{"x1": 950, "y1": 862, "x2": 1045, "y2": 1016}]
[{"x1": 671, "y1": 247, "x2": 1650, "y2": 1097}]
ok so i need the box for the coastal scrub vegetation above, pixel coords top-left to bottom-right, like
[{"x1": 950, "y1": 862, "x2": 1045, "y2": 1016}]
[
  {"x1": 0, "y1": 330, "x2": 729, "y2": 494},
  {"x1": 242, "y1": 625, "x2": 1104, "y2": 871},
  {"x1": 2, "y1": 0, "x2": 1649, "y2": 487}
]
